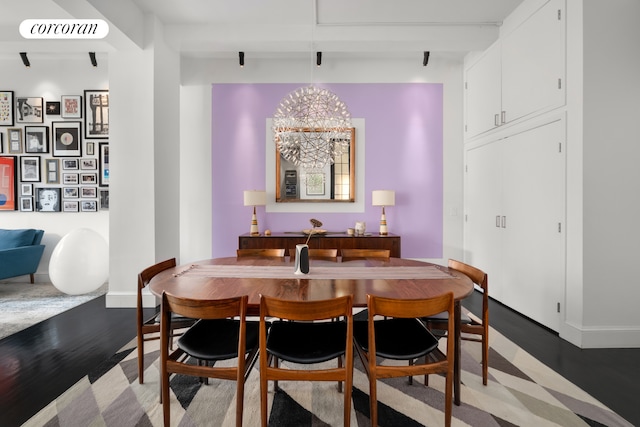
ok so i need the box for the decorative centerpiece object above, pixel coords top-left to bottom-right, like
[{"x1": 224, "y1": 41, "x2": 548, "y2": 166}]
[
  {"x1": 294, "y1": 218, "x2": 322, "y2": 275},
  {"x1": 355, "y1": 221, "x2": 366, "y2": 236},
  {"x1": 243, "y1": 190, "x2": 266, "y2": 236},
  {"x1": 372, "y1": 190, "x2": 395, "y2": 235},
  {"x1": 49, "y1": 228, "x2": 109, "y2": 295}
]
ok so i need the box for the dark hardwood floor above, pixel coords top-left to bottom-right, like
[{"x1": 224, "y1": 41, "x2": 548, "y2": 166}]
[{"x1": 1, "y1": 291, "x2": 639, "y2": 426}]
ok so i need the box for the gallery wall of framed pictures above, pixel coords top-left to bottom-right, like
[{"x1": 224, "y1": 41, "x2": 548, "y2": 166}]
[{"x1": 0, "y1": 90, "x2": 109, "y2": 213}]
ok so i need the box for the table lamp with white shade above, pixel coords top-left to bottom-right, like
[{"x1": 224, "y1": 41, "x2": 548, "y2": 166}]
[
  {"x1": 372, "y1": 190, "x2": 395, "y2": 235},
  {"x1": 243, "y1": 190, "x2": 266, "y2": 236}
]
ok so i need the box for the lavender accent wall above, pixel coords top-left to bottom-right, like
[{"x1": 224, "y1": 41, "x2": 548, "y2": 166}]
[{"x1": 211, "y1": 83, "x2": 443, "y2": 258}]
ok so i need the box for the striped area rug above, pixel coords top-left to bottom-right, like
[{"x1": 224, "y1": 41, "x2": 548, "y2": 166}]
[{"x1": 25, "y1": 327, "x2": 632, "y2": 427}]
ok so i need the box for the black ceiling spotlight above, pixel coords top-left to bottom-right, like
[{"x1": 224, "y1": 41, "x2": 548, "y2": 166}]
[
  {"x1": 423, "y1": 51, "x2": 430, "y2": 67},
  {"x1": 89, "y1": 52, "x2": 97, "y2": 67},
  {"x1": 239, "y1": 51, "x2": 245, "y2": 67},
  {"x1": 20, "y1": 52, "x2": 30, "y2": 68},
  {"x1": 316, "y1": 51, "x2": 322, "y2": 67}
]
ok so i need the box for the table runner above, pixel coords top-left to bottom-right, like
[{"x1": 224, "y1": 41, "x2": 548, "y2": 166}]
[{"x1": 175, "y1": 264, "x2": 455, "y2": 280}]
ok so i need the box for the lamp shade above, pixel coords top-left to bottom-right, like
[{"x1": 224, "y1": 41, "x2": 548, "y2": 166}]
[
  {"x1": 243, "y1": 190, "x2": 266, "y2": 206},
  {"x1": 372, "y1": 190, "x2": 395, "y2": 207}
]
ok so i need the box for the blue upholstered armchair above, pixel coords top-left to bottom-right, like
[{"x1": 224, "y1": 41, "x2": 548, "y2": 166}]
[{"x1": 0, "y1": 229, "x2": 45, "y2": 283}]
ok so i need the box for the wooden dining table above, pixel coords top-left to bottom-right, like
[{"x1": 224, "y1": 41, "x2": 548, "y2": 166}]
[{"x1": 149, "y1": 256, "x2": 475, "y2": 405}]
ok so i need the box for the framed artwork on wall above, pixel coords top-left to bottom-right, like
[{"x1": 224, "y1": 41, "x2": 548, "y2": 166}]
[
  {"x1": 80, "y1": 173, "x2": 97, "y2": 185},
  {"x1": 0, "y1": 156, "x2": 17, "y2": 210},
  {"x1": 63, "y1": 187, "x2": 79, "y2": 198},
  {"x1": 100, "y1": 189, "x2": 109, "y2": 210},
  {"x1": 21, "y1": 183, "x2": 32, "y2": 196},
  {"x1": 46, "y1": 101, "x2": 61, "y2": 116},
  {"x1": 24, "y1": 126, "x2": 49, "y2": 153},
  {"x1": 86, "y1": 141, "x2": 94, "y2": 155},
  {"x1": 61, "y1": 95, "x2": 82, "y2": 119},
  {"x1": 62, "y1": 159, "x2": 79, "y2": 170},
  {"x1": 99, "y1": 142, "x2": 109, "y2": 186},
  {"x1": 20, "y1": 197, "x2": 33, "y2": 212},
  {"x1": 80, "y1": 158, "x2": 97, "y2": 170},
  {"x1": 63, "y1": 200, "x2": 78, "y2": 212},
  {"x1": 46, "y1": 158, "x2": 60, "y2": 184},
  {"x1": 63, "y1": 173, "x2": 78, "y2": 185},
  {"x1": 16, "y1": 97, "x2": 43, "y2": 123},
  {"x1": 84, "y1": 90, "x2": 109, "y2": 139},
  {"x1": 0, "y1": 91, "x2": 14, "y2": 126},
  {"x1": 20, "y1": 156, "x2": 40, "y2": 182},
  {"x1": 81, "y1": 200, "x2": 97, "y2": 212},
  {"x1": 8, "y1": 128, "x2": 22, "y2": 153},
  {"x1": 52, "y1": 121, "x2": 82, "y2": 157},
  {"x1": 35, "y1": 187, "x2": 61, "y2": 212}
]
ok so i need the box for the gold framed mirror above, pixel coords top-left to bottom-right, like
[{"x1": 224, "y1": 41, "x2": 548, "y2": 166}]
[{"x1": 275, "y1": 127, "x2": 355, "y2": 203}]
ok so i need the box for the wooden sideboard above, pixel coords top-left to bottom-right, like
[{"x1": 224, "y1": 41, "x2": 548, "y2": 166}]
[{"x1": 239, "y1": 233, "x2": 401, "y2": 258}]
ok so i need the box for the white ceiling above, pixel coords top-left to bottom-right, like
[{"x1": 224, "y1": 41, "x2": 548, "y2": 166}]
[{"x1": 1, "y1": 0, "x2": 524, "y2": 60}]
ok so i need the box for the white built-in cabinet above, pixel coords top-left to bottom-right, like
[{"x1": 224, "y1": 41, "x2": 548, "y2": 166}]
[
  {"x1": 463, "y1": 0, "x2": 568, "y2": 331},
  {"x1": 465, "y1": 119, "x2": 565, "y2": 331},
  {"x1": 465, "y1": 0, "x2": 566, "y2": 139}
]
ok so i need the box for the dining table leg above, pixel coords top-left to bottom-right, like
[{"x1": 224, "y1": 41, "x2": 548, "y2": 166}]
[{"x1": 454, "y1": 300, "x2": 462, "y2": 406}]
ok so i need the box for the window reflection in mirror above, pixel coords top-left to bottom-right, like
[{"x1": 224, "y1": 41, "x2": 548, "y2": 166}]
[{"x1": 276, "y1": 128, "x2": 355, "y2": 203}]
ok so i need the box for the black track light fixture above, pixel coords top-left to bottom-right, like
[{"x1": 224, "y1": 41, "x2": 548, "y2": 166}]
[
  {"x1": 89, "y1": 52, "x2": 97, "y2": 67},
  {"x1": 423, "y1": 51, "x2": 430, "y2": 67},
  {"x1": 239, "y1": 51, "x2": 245, "y2": 67},
  {"x1": 20, "y1": 52, "x2": 30, "y2": 68},
  {"x1": 316, "y1": 51, "x2": 322, "y2": 67}
]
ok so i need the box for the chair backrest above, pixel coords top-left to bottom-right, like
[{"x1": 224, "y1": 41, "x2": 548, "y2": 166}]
[
  {"x1": 260, "y1": 294, "x2": 353, "y2": 322},
  {"x1": 340, "y1": 248, "x2": 390, "y2": 262},
  {"x1": 137, "y1": 258, "x2": 176, "y2": 319},
  {"x1": 162, "y1": 291, "x2": 248, "y2": 323},
  {"x1": 367, "y1": 292, "x2": 454, "y2": 322},
  {"x1": 236, "y1": 248, "x2": 286, "y2": 258},
  {"x1": 448, "y1": 258, "x2": 488, "y2": 326},
  {"x1": 289, "y1": 248, "x2": 338, "y2": 261}
]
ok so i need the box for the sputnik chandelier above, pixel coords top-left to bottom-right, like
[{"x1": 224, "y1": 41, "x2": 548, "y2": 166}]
[{"x1": 273, "y1": 85, "x2": 352, "y2": 169}]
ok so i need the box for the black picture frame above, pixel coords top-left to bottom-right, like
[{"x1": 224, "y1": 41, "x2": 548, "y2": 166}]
[
  {"x1": 24, "y1": 126, "x2": 49, "y2": 153},
  {"x1": 99, "y1": 142, "x2": 109, "y2": 186},
  {"x1": 84, "y1": 90, "x2": 109, "y2": 139},
  {"x1": 46, "y1": 101, "x2": 61, "y2": 116},
  {"x1": 52, "y1": 121, "x2": 82, "y2": 157},
  {"x1": 0, "y1": 91, "x2": 14, "y2": 126},
  {"x1": 20, "y1": 156, "x2": 41, "y2": 182},
  {"x1": 35, "y1": 187, "x2": 61, "y2": 212}
]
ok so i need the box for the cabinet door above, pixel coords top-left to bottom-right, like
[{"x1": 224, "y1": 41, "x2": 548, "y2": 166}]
[
  {"x1": 465, "y1": 42, "x2": 502, "y2": 138},
  {"x1": 465, "y1": 141, "x2": 504, "y2": 300},
  {"x1": 501, "y1": 0, "x2": 565, "y2": 123},
  {"x1": 501, "y1": 119, "x2": 565, "y2": 331}
]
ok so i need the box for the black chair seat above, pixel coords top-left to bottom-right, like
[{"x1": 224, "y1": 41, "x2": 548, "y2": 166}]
[
  {"x1": 267, "y1": 320, "x2": 347, "y2": 364},
  {"x1": 423, "y1": 310, "x2": 472, "y2": 324},
  {"x1": 178, "y1": 318, "x2": 259, "y2": 361},
  {"x1": 353, "y1": 318, "x2": 439, "y2": 360}
]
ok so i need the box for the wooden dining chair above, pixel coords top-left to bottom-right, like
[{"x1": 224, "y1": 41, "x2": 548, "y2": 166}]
[
  {"x1": 289, "y1": 248, "x2": 339, "y2": 261},
  {"x1": 340, "y1": 248, "x2": 390, "y2": 262},
  {"x1": 236, "y1": 248, "x2": 286, "y2": 258},
  {"x1": 259, "y1": 294, "x2": 354, "y2": 427},
  {"x1": 353, "y1": 292, "x2": 455, "y2": 427},
  {"x1": 137, "y1": 258, "x2": 197, "y2": 384},
  {"x1": 424, "y1": 259, "x2": 489, "y2": 385},
  {"x1": 160, "y1": 292, "x2": 259, "y2": 427}
]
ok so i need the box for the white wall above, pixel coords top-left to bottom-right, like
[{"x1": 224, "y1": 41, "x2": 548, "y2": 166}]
[{"x1": 0, "y1": 55, "x2": 108, "y2": 282}]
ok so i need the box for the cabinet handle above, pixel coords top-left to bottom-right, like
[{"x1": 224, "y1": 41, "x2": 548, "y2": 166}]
[
  {"x1": 501, "y1": 216, "x2": 506, "y2": 228},
  {"x1": 494, "y1": 114, "x2": 500, "y2": 127},
  {"x1": 501, "y1": 110, "x2": 506, "y2": 124},
  {"x1": 496, "y1": 216, "x2": 501, "y2": 228}
]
